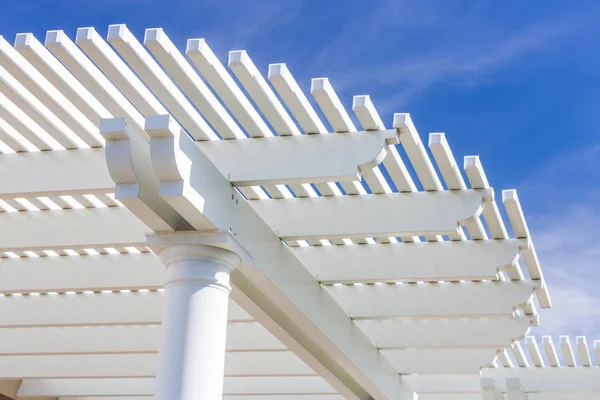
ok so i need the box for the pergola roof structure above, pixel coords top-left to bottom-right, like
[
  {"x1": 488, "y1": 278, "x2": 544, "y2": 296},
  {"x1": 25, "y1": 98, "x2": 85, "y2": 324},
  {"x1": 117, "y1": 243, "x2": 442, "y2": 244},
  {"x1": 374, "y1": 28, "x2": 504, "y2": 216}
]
[{"x1": 0, "y1": 24, "x2": 593, "y2": 400}]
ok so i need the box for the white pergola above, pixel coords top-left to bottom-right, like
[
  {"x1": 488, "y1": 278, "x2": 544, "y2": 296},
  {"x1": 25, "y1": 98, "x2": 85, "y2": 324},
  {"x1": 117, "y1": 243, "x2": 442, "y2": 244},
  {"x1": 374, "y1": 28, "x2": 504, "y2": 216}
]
[{"x1": 0, "y1": 24, "x2": 594, "y2": 400}]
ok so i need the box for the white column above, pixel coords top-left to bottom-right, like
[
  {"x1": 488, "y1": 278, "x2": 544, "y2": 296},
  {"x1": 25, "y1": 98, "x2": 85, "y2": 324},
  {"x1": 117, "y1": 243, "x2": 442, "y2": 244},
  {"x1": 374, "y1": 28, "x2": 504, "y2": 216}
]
[{"x1": 151, "y1": 236, "x2": 241, "y2": 400}]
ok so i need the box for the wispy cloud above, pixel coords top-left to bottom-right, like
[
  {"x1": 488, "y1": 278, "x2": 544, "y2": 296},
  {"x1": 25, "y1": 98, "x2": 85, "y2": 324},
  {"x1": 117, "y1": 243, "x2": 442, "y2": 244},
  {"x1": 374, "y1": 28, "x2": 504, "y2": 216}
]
[{"x1": 322, "y1": 6, "x2": 597, "y2": 114}]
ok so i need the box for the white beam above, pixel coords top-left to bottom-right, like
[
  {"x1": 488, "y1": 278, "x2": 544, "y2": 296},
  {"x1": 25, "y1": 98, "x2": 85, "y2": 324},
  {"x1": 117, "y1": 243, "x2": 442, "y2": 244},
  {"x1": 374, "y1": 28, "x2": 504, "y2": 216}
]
[
  {"x1": 268, "y1": 63, "x2": 327, "y2": 134},
  {"x1": 197, "y1": 128, "x2": 396, "y2": 186},
  {"x1": 0, "y1": 352, "x2": 314, "y2": 378},
  {"x1": 0, "y1": 322, "x2": 284, "y2": 355},
  {"x1": 326, "y1": 281, "x2": 537, "y2": 318},
  {"x1": 143, "y1": 29, "x2": 243, "y2": 140},
  {"x1": 311, "y1": 78, "x2": 355, "y2": 133},
  {"x1": 576, "y1": 336, "x2": 592, "y2": 366},
  {"x1": 542, "y1": 336, "x2": 561, "y2": 367},
  {"x1": 481, "y1": 378, "x2": 503, "y2": 400},
  {"x1": 17, "y1": 377, "x2": 338, "y2": 397},
  {"x1": 250, "y1": 189, "x2": 491, "y2": 240},
  {"x1": 0, "y1": 207, "x2": 147, "y2": 252},
  {"x1": 381, "y1": 348, "x2": 498, "y2": 374},
  {"x1": 14, "y1": 32, "x2": 111, "y2": 128},
  {"x1": 0, "y1": 36, "x2": 101, "y2": 148},
  {"x1": 106, "y1": 24, "x2": 217, "y2": 141},
  {"x1": 0, "y1": 253, "x2": 164, "y2": 293},
  {"x1": 229, "y1": 50, "x2": 300, "y2": 136},
  {"x1": 45, "y1": 30, "x2": 146, "y2": 134},
  {"x1": 0, "y1": 291, "x2": 252, "y2": 327},
  {"x1": 140, "y1": 115, "x2": 415, "y2": 399},
  {"x1": 356, "y1": 316, "x2": 535, "y2": 349},
  {"x1": 292, "y1": 239, "x2": 526, "y2": 283},
  {"x1": 76, "y1": 27, "x2": 165, "y2": 117},
  {"x1": 184, "y1": 37, "x2": 272, "y2": 138},
  {"x1": 560, "y1": 336, "x2": 577, "y2": 366},
  {"x1": 393, "y1": 113, "x2": 442, "y2": 190},
  {"x1": 0, "y1": 148, "x2": 113, "y2": 198}
]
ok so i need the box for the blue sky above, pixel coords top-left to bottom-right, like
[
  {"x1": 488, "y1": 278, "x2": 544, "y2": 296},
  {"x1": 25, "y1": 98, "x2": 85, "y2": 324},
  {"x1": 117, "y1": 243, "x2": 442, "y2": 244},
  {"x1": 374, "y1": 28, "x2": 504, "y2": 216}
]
[{"x1": 1, "y1": 0, "x2": 599, "y2": 338}]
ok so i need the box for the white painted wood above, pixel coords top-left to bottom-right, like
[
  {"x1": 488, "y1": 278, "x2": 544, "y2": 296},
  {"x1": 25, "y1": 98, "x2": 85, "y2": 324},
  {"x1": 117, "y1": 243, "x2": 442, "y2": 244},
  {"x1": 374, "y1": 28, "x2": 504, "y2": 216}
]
[
  {"x1": 311, "y1": 78, "x2": 355, "y2": 133},
  {"x1": 355, "y1": 316, "x2": 535, "y2": 349},
  {"x1": 393, "y1": 113, "x2": 442, "y2": 191},
  {"x1": 106, "y1": 25, "x2": 217, "y2": 141},
  {"x1": 14, "y1": 33, "x2": 111, "y2": 128},
  {"x1": 542, "y1": 336, "x2": 560, "y2": 367},
  {"x1": 576, "y1": 336, "x2": 591, "y2": 366},
  {"x1": 0, "y1": 148, "x2": 113, "y2": 198},
  {"x1": 292, "y1": 239, "x2": 525, "y2": 283},
  {"x1": 268, "y1": 63, "x2": 327, "y2": 134},
  {"x1": 100, "y1": 117, "x2": 193, "y2": 232},
  {"x1": 511, "y1": 341, "x2": 530, "y2": 367},
  {"x1": 560, "y1": 336, "x2": 577, "y2": 366},
  {"x1": 0, "y1": 352, "x2": 314, "y2": 378},
  {"x1": 143, "y1": 112, "x2": 414, "y2": 399},
  {"x1": 45, "y1": 30, "x2": 147, "y2": 135},
  {"x1": 0, "y1": 322, "x2": 284, "y2": 355},
  {"x1": 325, "y1": 281, "x2": 537, "y2": 318},
  {"x1": 229, "y1": 50, "x2": 300, "y2": 136},
  {"x1": 502, "y1": 189, "x2": 550, "y2": 308},
  {"x1": 381, "y1": 348, "x2": 498, "y2": 374},
  {"x1": 0, "y1": 116, "x2": 29, "y2": 152},
  {"x1": 464, "y1": 155, "x2": 509, "y2": 240},
  {"x1": 0, "y1": 207, "x2": 147, "y2": 252},
  {"x1": 0, "y1": 91, "x2": 55, "y2": 150},
  {"x1": 526, "y1": 336, "x2": 545, "y2": 367},
  {"x1": 17, "y1": 377, "x2": 338, "y2": 397},
  {"x1": 144, "y1": 29, "x2": 244, "y2": 140},
  {"x1": 0, "y1": 62, "x2": 78, "y2": 149},
  {"x1": 481, "y1": 378, "x2": 504, "y2": 400},
  {"x1": 197, "y1": 129, "x2": 396, "y2": 186},
  {"x1": 76, "y1": 27, "x2": 165, "y2": 118},
  {"x1": 250, "y1": 189, "x2": 490, "y2": 240},
  {"x1": 0, "y1": 36, "x2": 101, "y2": 147},
  {"x1": 483, "y1": 367, "x2": 600, "y2": 392},
  {"x1": 0, "y1": 253, "x2": 164, "y2": 293},
  {"x1": 184, "y1": 38, "x2": 272, "y2": 138},
  {"x1": 0, "y1": 291, "x2": 252, "y2": 327},
  {"x1": 497, "y1": 349, "x2": 515, "y2": 367}
]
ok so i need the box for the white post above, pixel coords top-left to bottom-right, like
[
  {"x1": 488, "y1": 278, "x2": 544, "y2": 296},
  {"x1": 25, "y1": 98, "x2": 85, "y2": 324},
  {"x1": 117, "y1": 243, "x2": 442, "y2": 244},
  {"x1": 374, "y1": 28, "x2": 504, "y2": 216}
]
[{"x1": 150, "y1": 235, "x2": 241, "y2": 400}]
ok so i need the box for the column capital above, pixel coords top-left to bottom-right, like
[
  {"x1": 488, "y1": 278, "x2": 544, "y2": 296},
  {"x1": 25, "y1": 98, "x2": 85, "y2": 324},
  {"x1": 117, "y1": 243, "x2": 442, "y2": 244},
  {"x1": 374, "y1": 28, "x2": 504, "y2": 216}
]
[
  {"x1": 146, "y1": 231, "x2": 243, "y2": 267},
  {"x1": 147, "y1": 231, "x2": 241, "y2": 293}
]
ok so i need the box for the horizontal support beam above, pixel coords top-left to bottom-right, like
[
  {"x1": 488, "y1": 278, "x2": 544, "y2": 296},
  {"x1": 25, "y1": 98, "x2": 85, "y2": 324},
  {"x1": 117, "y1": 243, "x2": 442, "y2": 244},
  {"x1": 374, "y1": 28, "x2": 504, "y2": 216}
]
[
  {"x1": 292, "y1": 239, "x2": 527, "y2": 283},
  {"x1": 0, "y1": 322, "x2": 284, "y2": 355},
  {"x1": 250, "y1": 189, "x2": 491, "y2": 240},
  {"x1": 0, "y1": 291, "x2": 252, "y2": 327},
  {"x1": 0, "y1": 352, "x2": 314, "y2": 378},
  {"x1": 142, "y1": 115, "x2": 416, "y2": 399},
  {"x1": 0, "y1": 253, "x2": 163, "y2": 293},
  {"x1": 0, "y1": 148, "x2": 113, "y2": 198},
  {"x1": 197, "y1": 129, "x2": 397, "y2": 186},
  {"x1": 17, "y1": 377, "x2": 338, "y2": 396},
  {"x1": 381, "y1": 348, "x2": 498, "y2": 374},
  {"x1": 326, "y1": 281, "x2": 537, "y2": 318},
  {"x1": 0, "y1": 207, "x2": 147, "y2": 252},
  {"x1": 355, "y1": 316, "x2": 535, "y2": 348}
]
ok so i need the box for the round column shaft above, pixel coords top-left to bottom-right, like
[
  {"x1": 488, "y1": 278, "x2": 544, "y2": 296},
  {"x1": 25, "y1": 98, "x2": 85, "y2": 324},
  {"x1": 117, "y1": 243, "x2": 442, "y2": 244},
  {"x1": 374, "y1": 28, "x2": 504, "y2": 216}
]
[{"x1": 154, "y1": 244, "x2": 240, "y2": 400}]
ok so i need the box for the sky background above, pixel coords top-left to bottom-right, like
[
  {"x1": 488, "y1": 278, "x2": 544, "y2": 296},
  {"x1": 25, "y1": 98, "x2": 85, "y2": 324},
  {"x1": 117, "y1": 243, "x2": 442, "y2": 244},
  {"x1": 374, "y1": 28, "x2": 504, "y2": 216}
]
[{"x1": 1, "y1": 0, "x2": 599, "y2": 340}]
